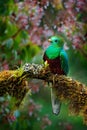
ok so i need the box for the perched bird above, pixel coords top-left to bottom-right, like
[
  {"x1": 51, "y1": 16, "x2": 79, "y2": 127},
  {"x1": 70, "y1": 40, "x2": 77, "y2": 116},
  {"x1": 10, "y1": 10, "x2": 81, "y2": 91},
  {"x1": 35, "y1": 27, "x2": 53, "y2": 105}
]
[{"x1": 43, "y1": 36, "x2": 69, "y2": 115}]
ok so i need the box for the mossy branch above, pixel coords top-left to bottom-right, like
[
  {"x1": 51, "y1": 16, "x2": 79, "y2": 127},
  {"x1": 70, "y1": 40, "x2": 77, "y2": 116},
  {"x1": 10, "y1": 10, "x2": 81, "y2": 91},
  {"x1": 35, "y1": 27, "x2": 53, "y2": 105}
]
[{"x1": 0, "y1": 63, "x2": 87, "y2": 124}]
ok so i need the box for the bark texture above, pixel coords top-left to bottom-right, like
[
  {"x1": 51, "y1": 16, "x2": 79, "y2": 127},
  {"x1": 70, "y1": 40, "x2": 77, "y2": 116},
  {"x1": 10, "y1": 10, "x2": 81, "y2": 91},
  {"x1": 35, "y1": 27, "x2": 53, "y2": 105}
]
[{"x1": 0, "y1": 63, "x2": 87, "y2": 124}]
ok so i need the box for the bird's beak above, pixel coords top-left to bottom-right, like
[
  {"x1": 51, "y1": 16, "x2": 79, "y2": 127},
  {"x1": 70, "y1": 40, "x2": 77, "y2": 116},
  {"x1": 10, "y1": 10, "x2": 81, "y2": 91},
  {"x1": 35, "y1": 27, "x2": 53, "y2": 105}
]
[{"x1": 48, "y1": 39, "x2": 51, "y2": 42}]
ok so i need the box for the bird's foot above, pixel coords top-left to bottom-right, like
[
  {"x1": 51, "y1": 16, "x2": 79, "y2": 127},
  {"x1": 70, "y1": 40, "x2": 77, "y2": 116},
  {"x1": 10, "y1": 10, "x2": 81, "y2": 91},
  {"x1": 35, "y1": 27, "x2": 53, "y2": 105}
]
[{"x1": 44, "y1": 60, "x2": 49, "y2": 68}]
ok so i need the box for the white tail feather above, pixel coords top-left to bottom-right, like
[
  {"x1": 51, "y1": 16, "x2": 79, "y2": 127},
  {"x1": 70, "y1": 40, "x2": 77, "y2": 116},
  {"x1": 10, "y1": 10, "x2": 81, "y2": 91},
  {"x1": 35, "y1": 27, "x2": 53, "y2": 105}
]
[{"x1": 51, "y1": 87, "x2": 61, "y2": 115}]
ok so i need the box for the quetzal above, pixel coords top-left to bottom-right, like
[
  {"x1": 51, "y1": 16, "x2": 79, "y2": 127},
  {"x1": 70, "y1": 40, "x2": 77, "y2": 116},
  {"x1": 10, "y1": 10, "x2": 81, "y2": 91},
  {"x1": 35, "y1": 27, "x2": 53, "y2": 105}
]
[{"x1": 43, "y1": 36, "x2": 69, "y2": 115}]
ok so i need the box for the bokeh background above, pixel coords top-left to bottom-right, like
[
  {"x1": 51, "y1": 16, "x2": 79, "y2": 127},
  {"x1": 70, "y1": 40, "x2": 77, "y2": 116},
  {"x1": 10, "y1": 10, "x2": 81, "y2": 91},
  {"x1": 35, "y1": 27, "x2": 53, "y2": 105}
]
[{"x1": 0, "y1": 0, "x2": 87, "y2": 130}]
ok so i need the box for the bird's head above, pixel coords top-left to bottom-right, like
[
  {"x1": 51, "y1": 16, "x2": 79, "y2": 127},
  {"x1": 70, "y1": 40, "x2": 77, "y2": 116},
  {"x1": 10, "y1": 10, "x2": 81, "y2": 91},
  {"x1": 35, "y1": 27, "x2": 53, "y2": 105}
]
[{"x1": 48, "y1": 36, "x2": 64, "y2": 48}]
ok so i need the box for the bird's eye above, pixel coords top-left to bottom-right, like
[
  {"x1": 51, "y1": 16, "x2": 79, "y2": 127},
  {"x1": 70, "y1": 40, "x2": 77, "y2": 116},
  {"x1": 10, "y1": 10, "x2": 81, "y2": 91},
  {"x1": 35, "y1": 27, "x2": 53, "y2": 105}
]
[{"x1": 55, "y1": 40, "x2": 58, "y2": 42}]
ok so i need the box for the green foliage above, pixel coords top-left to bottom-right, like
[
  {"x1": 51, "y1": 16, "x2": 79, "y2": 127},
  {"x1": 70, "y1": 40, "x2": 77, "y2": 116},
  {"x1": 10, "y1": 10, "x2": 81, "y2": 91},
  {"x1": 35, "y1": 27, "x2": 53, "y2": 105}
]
[
  {"x1": 68, "y1": 48, "x2": 87, "y2": 85},
  {"x1": 20, "y1": 41, "x2": 41, "y2": 63},
  {"x1": 0, "y1": 0, "x2": 14, "y2": 16},
  {"x1": 0, "y1": 19, "x2": 7, "y2": 37}
]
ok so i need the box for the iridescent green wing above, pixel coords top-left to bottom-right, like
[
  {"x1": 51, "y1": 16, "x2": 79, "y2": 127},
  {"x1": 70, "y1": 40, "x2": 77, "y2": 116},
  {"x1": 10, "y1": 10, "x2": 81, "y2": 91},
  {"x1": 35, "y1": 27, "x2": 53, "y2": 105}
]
[{"x1": 60, "y1": 50, "x2": 69, "y2": 75}]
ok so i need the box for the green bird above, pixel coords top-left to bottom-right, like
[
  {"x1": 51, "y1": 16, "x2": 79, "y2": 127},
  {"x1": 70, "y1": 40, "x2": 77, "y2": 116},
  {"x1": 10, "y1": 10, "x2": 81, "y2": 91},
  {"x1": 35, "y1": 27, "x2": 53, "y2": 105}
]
[{"x1": 43, "y1": 36, "x2": 69, "y2": 115}]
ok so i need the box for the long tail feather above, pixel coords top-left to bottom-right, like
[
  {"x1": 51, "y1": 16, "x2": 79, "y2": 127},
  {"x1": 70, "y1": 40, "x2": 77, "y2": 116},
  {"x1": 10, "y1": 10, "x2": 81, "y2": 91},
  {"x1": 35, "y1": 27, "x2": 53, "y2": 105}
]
[{"x1": 51, "y1": 87, "x2": 61, "y2": 115}]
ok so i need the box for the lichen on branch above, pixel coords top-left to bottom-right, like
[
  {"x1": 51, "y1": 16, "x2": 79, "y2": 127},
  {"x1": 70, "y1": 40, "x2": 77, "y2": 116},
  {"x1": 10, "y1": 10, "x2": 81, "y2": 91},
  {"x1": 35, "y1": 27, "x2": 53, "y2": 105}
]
[
  {"x1": 0, "y1": 69, "x2": 29, "y2": 106},
  {"x1": 0, "y1": 63, "x2": 87, "y2": 124}
]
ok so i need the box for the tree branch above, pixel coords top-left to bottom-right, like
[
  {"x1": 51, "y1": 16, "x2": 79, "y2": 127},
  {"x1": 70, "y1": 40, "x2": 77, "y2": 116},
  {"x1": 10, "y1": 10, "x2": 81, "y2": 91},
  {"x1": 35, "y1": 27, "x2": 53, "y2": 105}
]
[{"x1": 0, "y1": 63, "x2": 87, "y2": 124}]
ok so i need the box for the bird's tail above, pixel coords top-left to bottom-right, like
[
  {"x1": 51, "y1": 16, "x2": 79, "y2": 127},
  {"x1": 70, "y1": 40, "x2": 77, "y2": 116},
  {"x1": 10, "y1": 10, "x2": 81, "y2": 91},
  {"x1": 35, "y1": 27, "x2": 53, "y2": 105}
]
[{"x1": 51, "y1": 87, "x2": 61, "y2": 115}]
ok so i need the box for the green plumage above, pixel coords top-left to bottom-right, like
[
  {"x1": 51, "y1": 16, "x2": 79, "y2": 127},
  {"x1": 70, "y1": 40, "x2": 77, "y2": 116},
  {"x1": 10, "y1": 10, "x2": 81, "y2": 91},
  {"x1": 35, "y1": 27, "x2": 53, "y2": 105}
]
[
  {"x1": 43, "y1": 36, "x2": 69, "y2": 75},
  {"x1": 60, "y1": 50, "x2": 69, "y2": 75},
  {"x1": 43, "y1": 35, "x2": 69, "y2": 115},
  {"x1": 45, "y1": 45, "x2": 61, "y2": 59}
]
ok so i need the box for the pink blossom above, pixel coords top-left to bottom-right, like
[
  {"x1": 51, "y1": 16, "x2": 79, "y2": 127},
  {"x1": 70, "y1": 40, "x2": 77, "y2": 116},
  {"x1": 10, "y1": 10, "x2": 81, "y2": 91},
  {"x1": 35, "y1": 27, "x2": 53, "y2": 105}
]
[{"x1": 43, "y1": 41, "x2": 50, "y2": 49}]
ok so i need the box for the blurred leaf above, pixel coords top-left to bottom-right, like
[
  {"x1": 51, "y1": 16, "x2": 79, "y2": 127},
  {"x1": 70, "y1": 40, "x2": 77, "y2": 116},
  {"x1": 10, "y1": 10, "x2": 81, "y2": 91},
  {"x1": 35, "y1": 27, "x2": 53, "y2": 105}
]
[
  {"x1": 6, "y1": 21, "x2": 17, "y2": 37},
  {"x1": 0, "y1": 19, "x2": 7, "y2": 37},
  {"x1": 68, "y1": 49, "x2": 87, "y2": 84},
  {"x1": 0, "y1": 0, "x2": 14, "y2": 16},
  {"x1": 53, "y1": 0, "x2": 64, "y2": 10},
  {"x1": 20, "y1": 30, "x2": 29, "y2": 40},
  {"x1": 77, "y1": 12, "x2": 87, "y2": 23},
  {"x1": 14, "y1": 110, "x2": 20, "y2": 118},
  {"x1": 0, "y1": 97, "x2": 5, "y2": 102},
  {"x1": 2, "y1": 38, "x2": 13, "y2": 49},
  {"x1": 5, "y1": 108, "x2": 10, "y2": 113},
  {"x1": 20, "y1": 42, "x2": 41, "y2": 62},
  {"x1": 32, "y1": 51, "x2": 43, "y2": 64}
]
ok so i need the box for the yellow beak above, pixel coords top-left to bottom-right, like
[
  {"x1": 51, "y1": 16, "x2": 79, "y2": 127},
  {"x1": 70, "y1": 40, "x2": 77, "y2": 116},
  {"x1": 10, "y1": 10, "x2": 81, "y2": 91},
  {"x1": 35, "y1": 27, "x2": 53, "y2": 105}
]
[{"x1": 48, "y1": 39, "x2": 51, "y2": 42}]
